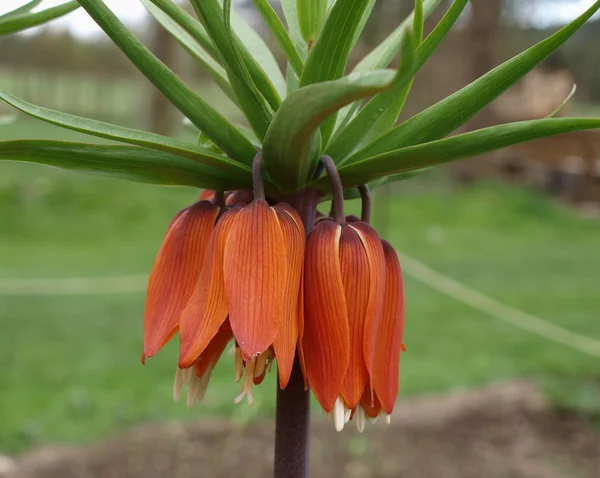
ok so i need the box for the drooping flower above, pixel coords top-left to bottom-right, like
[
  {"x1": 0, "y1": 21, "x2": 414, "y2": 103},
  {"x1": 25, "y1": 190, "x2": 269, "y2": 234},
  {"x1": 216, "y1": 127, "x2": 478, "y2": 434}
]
[
  {"x1": 302, "y1": 160, "x2": 405, "y2": 432},
  {"x1": 178, "y1": 153, "x2": 305, "y2": 404},
  {"x1": 142, "y1": 198, "x2": 220, "y2": 360}
]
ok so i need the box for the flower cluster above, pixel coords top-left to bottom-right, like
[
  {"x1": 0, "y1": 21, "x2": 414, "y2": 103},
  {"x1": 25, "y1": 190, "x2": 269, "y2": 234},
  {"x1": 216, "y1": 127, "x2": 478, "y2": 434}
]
[{"x1": 143, "y1": 155, "x2": 405, "y2": 432}]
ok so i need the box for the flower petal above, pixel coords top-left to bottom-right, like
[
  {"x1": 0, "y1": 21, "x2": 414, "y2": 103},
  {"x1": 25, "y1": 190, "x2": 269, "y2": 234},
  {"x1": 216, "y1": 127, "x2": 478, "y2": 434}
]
[
  {"x1": 193, "y1": 320, "x2": 233, "y2": 378},
  {"x1": 143, "y1": 201, "x2": 219, "y2": 358},
  {"x1": 199, "y1": 190, "x2": 215, "y2": 200},
  {"x1": 373, "y1": 240, "x2": 405, "y2": 414},
  {"x1": 350, "y1": 222, "x2": 386, "y2": 399},
  {"x1": 224, "y1": 200, "x2": 288, "y2": 361},
  {"x1": 178, "y1": 208, "x2": 240, "y2": 367},
  {"x1": 360, "y1": 384, "x2": 382, "y2": 418},
  {"x1": 303, "y1": 220, "x2": 349, "y2": 412},
  {"x1": 272, "y1": 204, "x2": 306, "y2": 389},
  {"x1": 339, "y1": 225, "x2": 370, "y2": 409}
]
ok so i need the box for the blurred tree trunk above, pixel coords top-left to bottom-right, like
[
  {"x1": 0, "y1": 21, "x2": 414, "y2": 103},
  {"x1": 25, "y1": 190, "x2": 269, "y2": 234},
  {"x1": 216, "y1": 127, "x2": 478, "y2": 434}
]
[
  {"x1": 467, "y1": 0, "x2": 503, "y2": 129},
  {"x1": 148, "y1": 22, "x2": 176, "y2": 135},
  {"x1": 451, "y1": 0, "x2": 504, "y2": 182}
]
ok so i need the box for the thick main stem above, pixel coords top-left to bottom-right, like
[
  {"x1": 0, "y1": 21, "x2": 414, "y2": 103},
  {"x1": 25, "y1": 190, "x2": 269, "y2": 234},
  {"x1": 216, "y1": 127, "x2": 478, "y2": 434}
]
[{"x1": 274, "y1": 188, "x2": 320, "y2": 478}]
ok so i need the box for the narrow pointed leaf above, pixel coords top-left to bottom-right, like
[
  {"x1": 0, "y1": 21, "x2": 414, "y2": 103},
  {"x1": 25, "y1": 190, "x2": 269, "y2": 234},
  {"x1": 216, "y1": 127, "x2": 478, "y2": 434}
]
[
  {"x1": 251, "y1": 0, "x2": 304, "y2": 76},
  {"x1": 300, "y1": 0, "x2": 374, "y2": 144},
  {"x1": 332, "y1": 118, "x2": 600, "y2": 187},
  {"x1": 0, "y1": 0, "x2": 42, "y2": 19},
  {"x1": 354, "y1": 0, "x2": 441, "y2": 72},
  {"x1": 0, "y1": 91, "x2": 252, "y2": 181},
  {"x1": 0, "y1": 140, "x2": 246, "y2": 190},
  {"x1": 335, "y1": 0, "x2": 442, "y2": 132},
  {"x1": 297, "y1": 0, "x2": 327, "y2": 43},
  {"x1": 141, "y1": 0, "x2": 236, "y2": 103},
  {"x1": 281, "y1": 0, "x2": 307, "y2": 58},
  {"x1": 326, "y1": 30, "x2": 418, "y2": 162},
  {"x1": 229, "y1": 5, "x2": 287, "y2": 98},
  {"x1": 191, "y1": 0, "x2": 284, "y2": 108},
  {"x1": 351, "y1": 0, "x2": 600, "y2": 162},
  {"x1": 334, "y1": 0, "x2": 469, "y2": 162},
  {"x1": 0, "y1": 1, "x2": 79, "y2": 35},
  {"x1": 262, "y1": 70, "x2": 397, "y2": 192},
  {"x1": 147, "y1": 0, "x2": 220, "y2": 59},
  {"x1": 76, "y1": 0, "x2": 255, "y2": 162},
  {"x1": 192, "y1": 0, "x2": 275, "y2": 140}
]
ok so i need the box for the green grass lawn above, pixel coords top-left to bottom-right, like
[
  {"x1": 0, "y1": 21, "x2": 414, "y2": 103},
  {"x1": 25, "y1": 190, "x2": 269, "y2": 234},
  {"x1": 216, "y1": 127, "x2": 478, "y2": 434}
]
[{"x1": 1, "y1": 120, "x2": 599, "y2": 453}]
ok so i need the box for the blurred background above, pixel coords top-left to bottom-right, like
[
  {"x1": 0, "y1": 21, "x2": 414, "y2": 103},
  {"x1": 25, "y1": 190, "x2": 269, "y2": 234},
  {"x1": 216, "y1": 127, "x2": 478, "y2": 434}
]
[{"x1": 0, "y1": 1, "x2": 599, "y2": 477}]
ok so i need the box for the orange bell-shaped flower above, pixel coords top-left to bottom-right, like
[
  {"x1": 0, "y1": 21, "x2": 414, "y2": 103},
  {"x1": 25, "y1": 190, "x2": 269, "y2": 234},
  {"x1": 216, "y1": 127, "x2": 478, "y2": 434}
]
[
  {"x1": 178, "y1": 153, "x2": 305, "y2": 405},
  {"x1": 143, "y1": 199, "x2": 220, "y2": 360}
]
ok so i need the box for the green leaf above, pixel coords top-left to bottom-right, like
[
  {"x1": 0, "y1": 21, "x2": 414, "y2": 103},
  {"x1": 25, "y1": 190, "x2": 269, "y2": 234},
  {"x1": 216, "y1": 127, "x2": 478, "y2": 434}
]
[
  {"x1": 326, "y1": 28, "x2": 418, "y2": 162},
  {"x1": 147, "y1": 0, "x2": 220, "y2": 59},
  {"x1": 229, "y1": 5, "x2": 287, "y2": 99},
  {"x1": 331, "y1": 118, "x2": 600, "y2": 188},
  {"x1": 350, "y1": 0, "x2": 600, "y2": 163},
  {"x1": 300, "y1": 0, "x2": 374, "y2": 145},
  {"x1": 353, "y1": 0, "x2": 441, "y2": 73},
  {"x1": 547, "y1": 84, "x2": 577, "y2": 118},
  {"x1": 140, "y1": 0, "x2": 237, "y2": 104},
  {"x1": 76, "y1": 0, "x2": 255, "y2": 163},
  {"x1": 192, "y1": 0, "x2": 274, "y2": 141},
  {"x1": 251, "y1": 0, "x2": 304, "y2": 76},
  {"x1": 0, "y1": 140, "x2": 247, "y2": 190},
  {"x1": 0, "y1": 1, "x2": 79, "y2": 35},
  {"x1": 335, "y1": 0, "x2": 442, "y2": 132},
  {"x1": 0, "y1": 90, "x2": 253, "y2": 182},
  {"x1": 262, "y1": 70, "x2": 398, "y2": 192},
  {"x1": 0, "y1": 0, "x2": 43, "y2": 19},
  {"x1": 334, "y1": 0, "x2": 469, "y2": 160},
  {"x1": 297, "y1": 0, "x2": 328, "y2": 43},
  {"x1": 281, "y1": 0, "x2": 307, "y2": 58}
]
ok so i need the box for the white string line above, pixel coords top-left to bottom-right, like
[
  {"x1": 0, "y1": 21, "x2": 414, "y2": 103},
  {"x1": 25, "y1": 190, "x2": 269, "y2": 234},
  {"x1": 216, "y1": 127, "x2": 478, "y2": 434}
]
[
  {"x1": 0, "y1": 275, "x2": 148, "y2": 296},
  {"x1": 399, "y1": 252, "x2": 600, "y2": 359},
  {"x1": 1, "y1": 254, "x2": 600, "y2": 358}
]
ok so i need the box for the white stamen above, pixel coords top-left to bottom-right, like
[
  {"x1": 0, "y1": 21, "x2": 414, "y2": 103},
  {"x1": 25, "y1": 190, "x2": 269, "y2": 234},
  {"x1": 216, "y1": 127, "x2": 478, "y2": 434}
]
[
  {"x1": 173, "y1": 367, "x2": 184, "y2": 403},
  {"x1": 196, "y1": 368, "x2": 212, "y2": 403},
  {"x1": 384, "y1": 413, "x2": 391, "y2": 425},
  {"x1": 186, "y1": 373, "x2": 202, "y2": 409},
  {"x1": 368, "y1": 416, "x2": 378, "y2": 425},
  {"x1": 355, "y1": 407, "x2": 366, "y2": 433},
  {"x1": 181, "y1": 367, "x2": 193, "y2": 386},
  {"x1": 234, "y1": 360, "x2": 256, "y2": 405},
  {"x1": 254, "y1": 353, "x2": 267, "y2": 378},
  {"x1": 227, "y1": 343, "x2": 236, "y2": 356},
  {"x1": 333, "y1": 397, "x2": 345, "y2": 432},
  {"x1": 234, "y1": 348, "x2": 243, "y2": 383},
  {"x1": 344, "y1": 408, "x2": 352, "y2": 424}
]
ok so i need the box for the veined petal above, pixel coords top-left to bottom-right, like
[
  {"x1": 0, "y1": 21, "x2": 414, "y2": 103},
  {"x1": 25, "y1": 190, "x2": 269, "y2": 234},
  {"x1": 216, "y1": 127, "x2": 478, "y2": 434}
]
[
  {"x1": 226, "y1": 190, "x2": 253, "y2": 206},
  {"x1": 193, "y1": 320, "x2": 233, "y2": 378},
  {"x1": 303, "y1": 220, "x2": 350, "y2": 412},
  {"x1": 350, "y1": 222, "x2": 386, "y2": 396},
  {"x1": 272, "y1": 204, "x2": 306, "y2": 389},
  {"x1": 373, "y1": 240, "x2": 405, "y2": 414},
  {"x1": 339, "y1": 225, "x2": 370, "y2": 409},
  {"x1": 200, "y1": 189, "x2": 215, "y2": 200},
  {"x1": 360, "y1": 384, "x2": 382, "y2": 419},
  {"x1": 178, "y1": 208, "x2": 240, "y2": 367},
  {"x1": 224, "y1": 200, "x2": 288, "y2": 361},
  {"x1": 143, "y1": 201, "x2": 219, "y2": 358}
]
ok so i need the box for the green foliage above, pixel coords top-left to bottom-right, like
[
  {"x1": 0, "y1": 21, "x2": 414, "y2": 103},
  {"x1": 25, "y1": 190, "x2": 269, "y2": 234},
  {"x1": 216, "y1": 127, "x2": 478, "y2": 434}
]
[
  {"x1": 0, "y1": 0, "x2": 599, "y2": 195},
  {"x1": 0, "y1": 1, "x2": 79, "y2": 35}
]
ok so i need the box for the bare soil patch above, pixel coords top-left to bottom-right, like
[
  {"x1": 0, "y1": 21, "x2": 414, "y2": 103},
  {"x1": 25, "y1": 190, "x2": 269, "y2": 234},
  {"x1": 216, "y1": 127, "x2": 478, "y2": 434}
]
[{"x1": 5, "y1": 382, "x2": 599, "y2": 478}]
